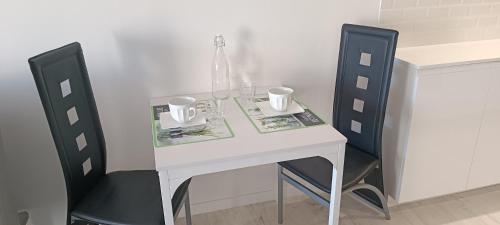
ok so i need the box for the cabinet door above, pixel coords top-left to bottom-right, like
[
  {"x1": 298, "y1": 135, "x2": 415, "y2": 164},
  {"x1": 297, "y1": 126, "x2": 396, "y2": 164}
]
[
  {"x1": 399, "y1": 68, "x2": 490, "y2": 203},
  {"x1": 467, "y1": 73, "x2": 500, "y2": 189}
]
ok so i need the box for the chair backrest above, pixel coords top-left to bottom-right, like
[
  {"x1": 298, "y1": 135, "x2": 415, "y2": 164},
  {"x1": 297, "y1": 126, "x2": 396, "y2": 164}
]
[
  {"x1": 29, "y1": 42, "x2": 106, "y2": 210},
  {"x1": 333, "y1": 24, "x2": 398, "y2": 159}
]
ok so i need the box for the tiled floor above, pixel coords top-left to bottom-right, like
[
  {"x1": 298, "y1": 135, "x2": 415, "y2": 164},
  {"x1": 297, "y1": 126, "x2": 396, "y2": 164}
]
[{"x1": 176, "y1": 184, "x2": 500, "y2": 225}]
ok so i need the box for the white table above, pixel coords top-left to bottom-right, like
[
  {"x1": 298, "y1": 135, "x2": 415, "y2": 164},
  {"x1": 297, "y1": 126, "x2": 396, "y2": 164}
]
[{"x1": 150, "y1": 93, "x2": 347, "y2": 225}]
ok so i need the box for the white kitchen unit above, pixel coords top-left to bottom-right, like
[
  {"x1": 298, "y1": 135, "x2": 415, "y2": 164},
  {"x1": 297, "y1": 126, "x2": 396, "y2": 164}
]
[{"x1": 383, "y1": 40, "x2": 500, "y2": 204}]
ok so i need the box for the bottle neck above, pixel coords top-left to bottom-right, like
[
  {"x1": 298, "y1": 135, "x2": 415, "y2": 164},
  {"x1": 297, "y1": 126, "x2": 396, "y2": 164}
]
[{"x1": 215, "y1": 46, "x2": 225, "y2": 55}]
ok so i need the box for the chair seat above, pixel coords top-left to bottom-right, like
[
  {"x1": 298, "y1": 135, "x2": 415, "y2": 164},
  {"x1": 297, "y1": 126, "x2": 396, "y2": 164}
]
[
  {"x1": 72, "y1": 170, "x2": 190, "y2": 225},
  {"x1": 279, "y1": 145, "x2": 379, "y2": 193}
]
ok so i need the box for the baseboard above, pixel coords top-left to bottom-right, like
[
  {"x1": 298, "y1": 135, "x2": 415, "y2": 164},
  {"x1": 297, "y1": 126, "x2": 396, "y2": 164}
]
[
  {"x1": 176, "y1": 167, "x2": 333, "y2": 218},
  {"x1": 177, "y1": 185, "x2": 307, "y2": 218}
]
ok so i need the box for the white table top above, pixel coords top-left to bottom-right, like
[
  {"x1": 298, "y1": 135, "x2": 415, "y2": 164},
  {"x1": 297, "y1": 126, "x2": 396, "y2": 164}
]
[
  {"x1": 151, "y1": 92, "x2": 347, "y2": 170},
  {"x1": 396, "y1": 39, "x2": 500, "y2": 69}
]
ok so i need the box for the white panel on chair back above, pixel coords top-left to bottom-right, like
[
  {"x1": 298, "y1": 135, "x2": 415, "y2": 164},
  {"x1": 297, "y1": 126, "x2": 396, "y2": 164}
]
[{"x1": 0, "y1": 0, "x2": 380, "y2": 223}]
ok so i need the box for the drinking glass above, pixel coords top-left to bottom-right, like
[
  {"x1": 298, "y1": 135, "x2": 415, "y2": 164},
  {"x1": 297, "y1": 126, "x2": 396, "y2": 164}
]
[{"x1": 239, "y1": 81, "x2": 256, "y2": 105}]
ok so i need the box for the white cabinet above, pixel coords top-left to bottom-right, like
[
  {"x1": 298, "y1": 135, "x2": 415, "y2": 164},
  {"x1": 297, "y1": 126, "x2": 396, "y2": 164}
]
[
  {"x1": 383, "y1": 40, "x2": 500, "y2": 203},
  {"x1": 467, "y1": 73, "x2": 500, "y2": 189}
]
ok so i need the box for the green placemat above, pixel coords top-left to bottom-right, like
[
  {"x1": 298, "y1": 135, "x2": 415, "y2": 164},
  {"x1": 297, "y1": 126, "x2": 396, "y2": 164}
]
[
  {"x1": 151, "y1": 99, "x2": 234, "y2": 148},
  {"x1": 235, "y1": 96, "x2": 326, "y2": 133}
]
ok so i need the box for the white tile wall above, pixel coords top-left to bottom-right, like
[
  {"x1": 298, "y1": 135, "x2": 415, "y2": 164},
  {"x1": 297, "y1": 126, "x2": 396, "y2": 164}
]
[{"x1": 380, "y1": 0, "x2": 500, "y2": 46}]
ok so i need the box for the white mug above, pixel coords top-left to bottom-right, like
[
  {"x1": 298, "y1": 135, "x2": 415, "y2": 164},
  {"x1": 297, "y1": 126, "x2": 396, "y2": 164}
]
[
  {"x1": 268, "y1": 87, "x2": 294, "y2": 112},
  {"x1": 168, "y1": 97, "x2": 197, "y2": 123}
]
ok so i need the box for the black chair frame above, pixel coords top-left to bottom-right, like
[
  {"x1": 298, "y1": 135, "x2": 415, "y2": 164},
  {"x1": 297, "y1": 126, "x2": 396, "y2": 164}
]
[
  {"x1": 277, "y1": 24, "x2": 398, "y2": 222},
  {"x1": 29, "y1": 42, "x2": 192, "y2": 225}
]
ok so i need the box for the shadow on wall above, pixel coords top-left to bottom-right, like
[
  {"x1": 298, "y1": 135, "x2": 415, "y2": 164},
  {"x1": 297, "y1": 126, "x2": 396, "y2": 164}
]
[
  {"x1": 231, "y1": 27, "x2": 262, "y2": 87},
  {"x1": 82, "y1": 30, "x2": 183, "y2": 172},
  {"x1": 0, "y1": 74, "x2": 67, "y2": 225},
  {"x1": 0, "y1": 131, "x2": 20, "y2": 225},
  {"x1": 104, "y1": 27, "x2": 265, "y2": 172},
  {"x1": 113, "y1": 30, "x2": 182, "y2": 97}
]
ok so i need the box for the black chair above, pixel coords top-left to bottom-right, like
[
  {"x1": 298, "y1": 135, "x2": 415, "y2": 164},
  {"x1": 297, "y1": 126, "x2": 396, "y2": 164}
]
[
  {"x1": 29, "y1": 42, "x2": 192, "y2": 225},
  {"x1": 277, "y1": 24, "x2": 398, "y2": 222}
]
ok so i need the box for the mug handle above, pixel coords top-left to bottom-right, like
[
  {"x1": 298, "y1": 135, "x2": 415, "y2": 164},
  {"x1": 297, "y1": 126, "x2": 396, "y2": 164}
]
[{"x1": 188, "y1": 107, "x2": 196, "y2": 121}]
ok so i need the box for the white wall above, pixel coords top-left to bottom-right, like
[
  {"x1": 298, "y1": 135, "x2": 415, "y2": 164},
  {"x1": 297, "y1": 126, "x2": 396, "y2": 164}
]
[
  {"x1": 380, "y1": 0, "x2": 500, "y2": 47},
  {"x1": 0, "y1": 1, "x2": 380, "y2": 224},
  {"x1": 0, "y1": 132, "x2": 19, "y2": 225}
]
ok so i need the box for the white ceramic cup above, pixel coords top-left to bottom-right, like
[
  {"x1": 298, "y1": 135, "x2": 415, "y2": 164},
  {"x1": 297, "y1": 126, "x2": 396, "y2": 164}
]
[
  {"x1": 168, "y1": 97, "x2": 197, "y2": 123},
  {"x1": 268, "y1": 87, "x2": 294, "y2": 112}
]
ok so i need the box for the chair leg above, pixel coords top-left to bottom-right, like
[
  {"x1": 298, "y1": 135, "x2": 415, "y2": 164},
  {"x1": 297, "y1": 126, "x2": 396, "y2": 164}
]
[
  {"x1": 70, "y1": 216, "x2": 97, "y2": 225},
  {"x1": 184, "y1": 191, "x2": 193, "y2": 225},
  {"x1": 343, "y1": 183, "x2": 391, "y2": 220},
  {"x1": 277, "y1": 165, "x2": 284, "y2": 224}
]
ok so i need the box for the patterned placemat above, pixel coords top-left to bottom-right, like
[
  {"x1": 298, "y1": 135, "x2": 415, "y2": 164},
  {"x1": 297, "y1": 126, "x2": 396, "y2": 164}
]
[
  {"x1": 235, "y1": 96, "x2": 326, "y2": 133},
  {"x1": 151, "y1": 99, "x2": 234, "y2": 148}
]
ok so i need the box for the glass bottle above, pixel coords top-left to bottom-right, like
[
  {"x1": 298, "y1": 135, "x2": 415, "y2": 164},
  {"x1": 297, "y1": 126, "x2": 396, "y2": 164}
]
[{"x1": 211, "y1": 34, "x2": 230, "y2": 121}]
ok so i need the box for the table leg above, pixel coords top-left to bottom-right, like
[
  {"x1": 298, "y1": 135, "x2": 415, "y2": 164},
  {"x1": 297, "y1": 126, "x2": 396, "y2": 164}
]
[
  {"x1": 325, "y1": 143, "x2": 346, "y2": 225},
  {"x1": 158, "y1": 171, "x2": 175, "y2": 225},
  {"x1": 277, "y1": 165, "x2": 284, "y2": 224}
]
